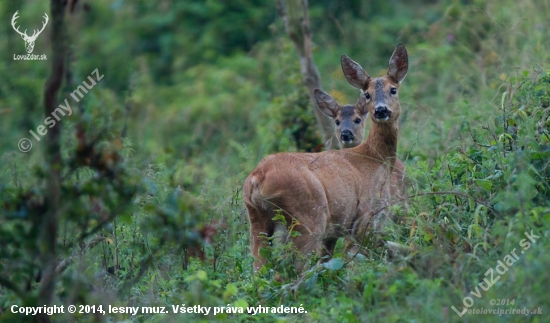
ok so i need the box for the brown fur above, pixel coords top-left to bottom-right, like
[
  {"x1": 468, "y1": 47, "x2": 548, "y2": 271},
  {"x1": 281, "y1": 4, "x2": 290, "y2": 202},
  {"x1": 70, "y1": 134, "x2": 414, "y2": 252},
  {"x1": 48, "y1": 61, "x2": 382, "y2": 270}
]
[
  {"x1": 318, "y1": 101, "x2": 368, "y2": 149},
  {"x1": 243, "y1": 44, "x2": 409, "y2": 270}
]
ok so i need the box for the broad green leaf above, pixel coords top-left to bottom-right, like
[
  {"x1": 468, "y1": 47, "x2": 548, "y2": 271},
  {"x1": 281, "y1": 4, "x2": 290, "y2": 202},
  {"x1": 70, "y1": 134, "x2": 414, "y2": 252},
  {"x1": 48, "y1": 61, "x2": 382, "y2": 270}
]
[{"x1": 323, "y1": 258, "x2": 344, "y2": 271}]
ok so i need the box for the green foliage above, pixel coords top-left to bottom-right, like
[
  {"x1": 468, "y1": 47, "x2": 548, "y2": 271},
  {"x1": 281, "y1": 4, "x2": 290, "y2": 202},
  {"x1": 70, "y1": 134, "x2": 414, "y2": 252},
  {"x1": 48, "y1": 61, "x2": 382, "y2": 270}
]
[
  {"x1": 252, "y1": 38, "x2": 324, "y2": 154},
  {"x1": 1, "y1": 0, "x2": 550, "y2": 322}
]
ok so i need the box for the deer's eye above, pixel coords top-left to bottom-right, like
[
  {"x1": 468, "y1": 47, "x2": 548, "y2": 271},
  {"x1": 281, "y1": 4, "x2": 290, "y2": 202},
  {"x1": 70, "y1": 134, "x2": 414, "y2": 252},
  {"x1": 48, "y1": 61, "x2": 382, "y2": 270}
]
[
  {"x1": 335, "y1": 120, "x2": 340, "y2": 126},
  {"x1": 390, "y1": 87, "x2": 397, "y2": 95},
  {"x1": 365, "y1": 92, "x2": 371, "y2": 100},
  {"x1": 354, "y1": 118, "x2": 361, "y2": 124}
]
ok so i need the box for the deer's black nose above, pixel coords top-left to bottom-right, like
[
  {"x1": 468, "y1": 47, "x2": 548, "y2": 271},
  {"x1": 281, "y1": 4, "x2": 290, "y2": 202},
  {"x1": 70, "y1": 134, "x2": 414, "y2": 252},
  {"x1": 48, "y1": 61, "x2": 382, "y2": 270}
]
[
  {"x1": 374, "y1": 106, "x2": 391, "y2": 119},
  {"x1": 340, "y1": 130, "x2": 355, "y2": 142}
]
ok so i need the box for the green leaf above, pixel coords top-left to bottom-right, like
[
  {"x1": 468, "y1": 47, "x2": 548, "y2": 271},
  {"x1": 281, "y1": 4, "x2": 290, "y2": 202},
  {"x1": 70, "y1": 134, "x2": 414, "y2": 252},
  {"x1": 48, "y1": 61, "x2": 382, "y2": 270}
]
[
  {"x1": 476, "y1": 179, "x2": 492, "y2": 192},
  {"x1": 196, "y1": 270, "x2": 207, "y2": 281},
  {"x1": 235, "y1": 260, "x2": 243, "y2": 273},
  {"x1": 346, "y1": 250, "x2": 367, "y2": 263},
  {"x1": 223, "y1": 283, "x2": 238, "y2": 299},
  {"x1": 290, "y1": 230, "x2": 302, "y2": 237},
  {"x1": 119, "y1": 212, "x2": 133, "y2": 224},
  {"x1": 333, "y1": 238, "x2": 345, "y2": 258},
  {"x1": 210, "y1": 280, "x2": 222, "y2": 288},
  {"x1": 234, "y1": 299, "x2": 248, "y2": 310},
  {"x1": 531, "y1": 151, "x2": 550, "y2": 160},
  {"x1": 259, "y1": 247, "x2": 270, "y2": 260},
  {"x1": 323, "y1": 258, "x2": 344, "y2": 271},
  {"x1": 272, "y1": 211, "x2": 286, "y2": 226}
]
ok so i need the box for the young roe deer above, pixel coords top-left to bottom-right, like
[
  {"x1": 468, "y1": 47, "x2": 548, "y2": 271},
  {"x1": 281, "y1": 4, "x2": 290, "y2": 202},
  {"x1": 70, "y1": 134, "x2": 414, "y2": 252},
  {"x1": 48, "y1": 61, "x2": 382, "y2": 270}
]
[
  {"x1": 243, "y1": 44, "x2": 409, "y2": 270},
  {"x1": 318, "y1": 99, "x2": 368, "y2": 149}
]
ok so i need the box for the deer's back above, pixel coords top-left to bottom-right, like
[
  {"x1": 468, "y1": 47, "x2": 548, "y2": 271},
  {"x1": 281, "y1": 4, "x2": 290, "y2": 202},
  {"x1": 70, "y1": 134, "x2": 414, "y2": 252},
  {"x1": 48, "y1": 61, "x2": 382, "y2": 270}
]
[{"x1": 243, "y1": 150, "x2": 388, "y2": 224}]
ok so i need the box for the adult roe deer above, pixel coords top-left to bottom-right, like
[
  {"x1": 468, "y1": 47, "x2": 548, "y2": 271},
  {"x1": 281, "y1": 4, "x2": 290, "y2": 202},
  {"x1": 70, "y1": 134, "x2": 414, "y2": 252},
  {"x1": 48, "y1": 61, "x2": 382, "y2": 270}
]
[{"x1": 243, "y1": 44, "x2": 409, "y2": 270}]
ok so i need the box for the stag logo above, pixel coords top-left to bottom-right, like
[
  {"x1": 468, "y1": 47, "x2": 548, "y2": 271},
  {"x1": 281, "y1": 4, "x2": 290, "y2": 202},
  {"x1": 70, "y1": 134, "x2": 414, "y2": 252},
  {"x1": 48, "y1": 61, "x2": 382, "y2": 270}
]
[{"x1": 11, "y1": 10, "x2": 49, "y2": 54}]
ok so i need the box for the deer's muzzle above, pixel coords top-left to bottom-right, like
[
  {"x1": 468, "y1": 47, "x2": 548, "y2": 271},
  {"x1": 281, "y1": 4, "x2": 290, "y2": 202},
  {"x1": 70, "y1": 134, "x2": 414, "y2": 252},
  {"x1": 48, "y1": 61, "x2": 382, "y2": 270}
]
[
  {"x1": 340, "y1": 129, "x2": 355, "y2": 143},
  {"x1": 374, "y1": 106, "x2": 391, "y2": 120}
]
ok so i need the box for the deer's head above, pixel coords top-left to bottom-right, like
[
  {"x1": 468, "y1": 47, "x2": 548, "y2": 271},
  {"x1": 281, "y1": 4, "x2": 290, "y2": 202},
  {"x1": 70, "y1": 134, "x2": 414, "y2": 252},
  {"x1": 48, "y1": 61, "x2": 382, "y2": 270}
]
[
  {"x1": 341, "y1": 43, "x2": 408, "y2": 124},
  {"x1": 11, "y1": 11, "x2": 49, "y2": 53},
  {"x1": 314, "y1": 89, "x2": 368, "y2": 148}
]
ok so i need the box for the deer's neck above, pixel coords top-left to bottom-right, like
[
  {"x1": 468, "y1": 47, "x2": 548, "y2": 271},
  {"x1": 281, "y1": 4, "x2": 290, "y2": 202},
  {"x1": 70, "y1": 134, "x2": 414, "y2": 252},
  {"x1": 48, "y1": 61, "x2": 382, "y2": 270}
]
[{"x1": 353, "y1": 121, "x2": 399, "y2": 164}]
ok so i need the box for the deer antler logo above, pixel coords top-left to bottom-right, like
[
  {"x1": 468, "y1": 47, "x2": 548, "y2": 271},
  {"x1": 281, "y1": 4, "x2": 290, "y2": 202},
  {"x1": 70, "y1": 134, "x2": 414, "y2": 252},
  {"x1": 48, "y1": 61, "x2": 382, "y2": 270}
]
[{"x1": 11, "y1": 11, "x2": 49, "y2": 54}]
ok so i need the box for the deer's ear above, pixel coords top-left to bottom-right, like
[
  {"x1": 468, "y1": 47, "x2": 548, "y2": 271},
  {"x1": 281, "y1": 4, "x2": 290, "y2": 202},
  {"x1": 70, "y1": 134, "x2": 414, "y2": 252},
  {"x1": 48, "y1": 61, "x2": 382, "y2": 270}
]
[
  {"x1": 356, "y1": 91, "x2": 368, "y2": 115},
  {"x1": 387, "y1": 43, "x2": 408, "y2": 83},
  {"x1": 314, "y1": 89, "x2": 339, "y2": 118},
  {"x1": 341, "y1": 55, "x2": 370, "y2": 90}
]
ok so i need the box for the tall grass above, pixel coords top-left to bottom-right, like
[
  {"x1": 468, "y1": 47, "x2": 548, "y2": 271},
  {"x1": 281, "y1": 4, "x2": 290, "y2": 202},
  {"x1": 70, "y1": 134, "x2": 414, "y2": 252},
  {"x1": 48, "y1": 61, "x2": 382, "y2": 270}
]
[{"x1": 1, "y1": 0, "x2": 549, "y2": 322}]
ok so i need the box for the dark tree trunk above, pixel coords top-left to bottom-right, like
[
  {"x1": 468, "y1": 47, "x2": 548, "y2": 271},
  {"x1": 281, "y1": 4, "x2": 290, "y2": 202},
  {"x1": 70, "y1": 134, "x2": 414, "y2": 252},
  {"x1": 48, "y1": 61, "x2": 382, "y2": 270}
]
[
  {"x1": 276, "y1": 0, "x2": 339, "y2": 150},
  {"x1": 36, "y1": 1, "x2": 66, "y2": 322}
]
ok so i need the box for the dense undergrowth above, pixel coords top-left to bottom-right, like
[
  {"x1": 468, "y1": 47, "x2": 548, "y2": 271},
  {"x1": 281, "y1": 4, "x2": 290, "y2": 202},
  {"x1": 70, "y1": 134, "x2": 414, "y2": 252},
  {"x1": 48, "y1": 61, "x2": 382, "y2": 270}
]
[{"x1": 1, "y1": 0, "x2": 549, "y2": 322}]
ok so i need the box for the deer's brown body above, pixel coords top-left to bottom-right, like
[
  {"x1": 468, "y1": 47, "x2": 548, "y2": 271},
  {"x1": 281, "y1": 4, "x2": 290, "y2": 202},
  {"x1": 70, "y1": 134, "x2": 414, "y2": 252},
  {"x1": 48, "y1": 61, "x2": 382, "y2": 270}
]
[{"x1": 244, "y1": 44, "x2": 409, "y2": 270}]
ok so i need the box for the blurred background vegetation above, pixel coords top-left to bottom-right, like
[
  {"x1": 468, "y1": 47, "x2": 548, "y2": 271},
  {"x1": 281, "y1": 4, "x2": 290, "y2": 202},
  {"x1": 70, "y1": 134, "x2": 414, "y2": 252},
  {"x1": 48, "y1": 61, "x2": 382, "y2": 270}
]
[{"x1": 0, "y1": 0, "x2": 549, "y2": 322}]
